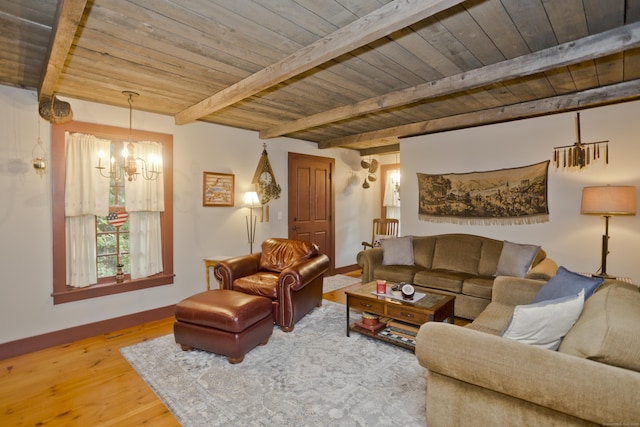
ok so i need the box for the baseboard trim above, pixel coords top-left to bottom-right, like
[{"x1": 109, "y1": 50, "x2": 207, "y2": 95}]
[
  {"x1": 0, "y1": 305, "x2": 175, "y2": 360},
  {"x1": 334, "y1": 263, "x2": 360, "y2": 276}
]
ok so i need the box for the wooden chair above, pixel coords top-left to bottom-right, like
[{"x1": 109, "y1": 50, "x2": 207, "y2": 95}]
[{"x1": 362, "y1": 218, "x2": 399, "y2": 250}]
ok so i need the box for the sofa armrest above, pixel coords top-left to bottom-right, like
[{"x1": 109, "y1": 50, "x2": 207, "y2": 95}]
[
  {"x1": 491, "y1": 276, "x2": 547, "y2": 306},
  {"x1": 416, "y1": 322, "x2": 640, "y2": 425},
  {"x1": 279, "y1": 254, "x2": 330, "y2": 292},
  {"x1": 356, "y1": 248, "x2": 383, "y2": 283},
  {"x1": 214, "y1": 253, "x2": 261, "y2": 289},
  {"x1": 526, "y1": 257, "x2": 558, "y2": 280}
]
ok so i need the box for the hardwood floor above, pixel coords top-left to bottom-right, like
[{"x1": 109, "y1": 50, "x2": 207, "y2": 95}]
[
  {"x1": 0, "y1": 272, "x2": 465, "y2": 426},
  {"x1": 0, "y1": 316, "x2": 179, "y2": 426}
]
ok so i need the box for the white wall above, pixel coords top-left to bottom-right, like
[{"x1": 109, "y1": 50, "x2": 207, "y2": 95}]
[
  {"x1": 0, "y1": 85, "x2": 379, "y2": 344},
  {"x1": 400, "y1": 101, "x2": 640, "y2": 283}
]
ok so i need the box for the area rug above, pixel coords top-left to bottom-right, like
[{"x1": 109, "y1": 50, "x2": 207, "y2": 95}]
[
  {"x1": 121, "y1": 301, "x2": 426, "y2": 427},
  {"x1": 322, "y1": 274, "x2": 361, "y2": 293}
]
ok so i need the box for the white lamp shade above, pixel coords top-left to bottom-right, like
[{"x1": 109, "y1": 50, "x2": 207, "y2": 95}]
[
  {"x1": 581, "y1": 186, "x2": 637, "y2": 215},
  {"x1": 242, "y1": 191, "x2": 261, "y2": 208}
]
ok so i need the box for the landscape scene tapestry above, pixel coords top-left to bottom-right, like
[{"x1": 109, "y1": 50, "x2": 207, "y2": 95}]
[{"x1": 417, "y1": 161, "x2": 549, "y2": 225}]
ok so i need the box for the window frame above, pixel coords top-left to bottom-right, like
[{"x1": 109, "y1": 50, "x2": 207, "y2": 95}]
[{"x1": 51, "y1": 121, "x2": 174, "y2": 305}]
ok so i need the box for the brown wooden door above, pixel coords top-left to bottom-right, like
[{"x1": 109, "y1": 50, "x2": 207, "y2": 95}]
[{"x1": 288, "y1": 152, "x2": 335, "y2": 274}]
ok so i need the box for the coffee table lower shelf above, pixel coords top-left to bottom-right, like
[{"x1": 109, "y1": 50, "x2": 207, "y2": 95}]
[{"x1": 349, "y1": 323, "x2": 417, "y2": 350}]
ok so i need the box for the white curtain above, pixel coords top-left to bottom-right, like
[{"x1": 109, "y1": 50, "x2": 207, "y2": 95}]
[
  {"x1": 65, "y1": 132, "x2": 111, "y2": 287},
  {"x1": 125, "y1": 141, "x2": 164, "y2": 279},
  {"x1": 129, "y1": 212, "x2": 163, "y2": 278},
  {"x1": 383, "y1": 169, "x2": 401, "y2": 221}
]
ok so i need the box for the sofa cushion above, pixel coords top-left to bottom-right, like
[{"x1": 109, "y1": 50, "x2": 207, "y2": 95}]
[
  {"x1": 233, "y1": 271, "x2": 280, "y2": 299},
  {"x1": 431, "y1": 235, "x2": 481, "y2": 275},
  {"x1": 501, "y1": 290, "x2": 585, "y2": 351},
  {"x1": 462, "y1": 276, "x2": 494, "y2": 299},
  {"x1": 477, "y1": 238, "x2": 503, "y2": 277},
  {"x1": 373, "y1": 264, "x2": 423, "y2": 284},
  {"x1": 559, "y1": 284, "x2": 640, "y2": 371},
  {"x1": 532, "y1": 266, "x2": 603, "y2": 303},
  {"x1": 380, "y1": 236, "x2": 414, "y2": 265},
  {"x1": 259, "y1": 238, "x2": 318, "y2": 273},
  {"x1": 413, "y1": 269, "x2": 472, "y2": 293},
  {"x1": 495, "y1": 240, "x2": 540, "y2": 277},
  {"x1": 412, "y1": 236, "x2": 436, "y2": 269}
]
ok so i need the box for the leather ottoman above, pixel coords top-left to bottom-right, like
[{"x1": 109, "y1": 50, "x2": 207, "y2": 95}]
[{"x1": 174, "y1": 289, "x2": 273, "y2": 364}]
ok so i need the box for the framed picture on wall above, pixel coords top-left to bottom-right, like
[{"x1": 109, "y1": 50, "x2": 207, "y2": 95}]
[{"x1": 203, "y1": 172, "x2": 235, "y2": 207}]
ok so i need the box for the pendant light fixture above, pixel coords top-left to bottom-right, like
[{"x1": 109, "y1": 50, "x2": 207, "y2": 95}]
[{"x1": 96, "y1": 91, "x2": 161, "y2": 182}]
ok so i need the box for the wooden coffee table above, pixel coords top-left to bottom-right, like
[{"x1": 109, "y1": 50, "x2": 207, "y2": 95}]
[{"x1": 346, "y1": 281, "x2": 455, "y2": 350}]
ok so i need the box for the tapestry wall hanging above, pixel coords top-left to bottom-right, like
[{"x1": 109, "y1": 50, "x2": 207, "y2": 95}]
[{"x1": 417, "y1": 161, "x2": 550, "y2": 225}]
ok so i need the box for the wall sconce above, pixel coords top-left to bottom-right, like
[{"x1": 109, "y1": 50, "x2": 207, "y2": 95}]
[
  {"x1": 95, "y1": 91, "x2": 161, "y2": 183},
  {"x1": 243, "y1": 191, "x2": 261, "y2": 253},
  {"x1": 581, "y1": 185, "x2": 637, "y2": 277},
  {"x1": 32, "y1": 118, "x2": 47, "y2": 177},
  {"x1": 360, "y1": 158, "x2": 378, "y2": 189}
]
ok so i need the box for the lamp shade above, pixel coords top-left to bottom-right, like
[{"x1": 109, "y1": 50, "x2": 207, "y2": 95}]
[
  {"x1": 242, "y1": 191, "x2": 261, "y2": 208},
  {"x1": 581, "y1": 186, "x2": 637, "y2": 216}
]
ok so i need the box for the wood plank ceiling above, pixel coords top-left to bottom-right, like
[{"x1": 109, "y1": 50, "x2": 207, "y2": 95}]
[{"x1": 2, "y1": 0, "x2": 640, "y2": 155}]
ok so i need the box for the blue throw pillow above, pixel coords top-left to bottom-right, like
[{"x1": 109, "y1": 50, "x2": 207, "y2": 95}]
[{"x1": 532, "y1": 266, "x2": 603, "y2": 304}]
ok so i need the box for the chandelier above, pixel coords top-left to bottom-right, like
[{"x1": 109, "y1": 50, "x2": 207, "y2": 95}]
[
  {"x1": 96, "y1": 91, "x2": 161, "y2": 182},
  {"x1": 552, "y1": 112, "x2": 609, "y2": 171}
]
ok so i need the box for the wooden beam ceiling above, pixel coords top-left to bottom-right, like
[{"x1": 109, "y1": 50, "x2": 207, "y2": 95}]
[
  {"x1": 174, "y1": 0, "x2": 465, "y2": 125},
  {"x1": 38, "y1": 0, "x2": 88, "y2": 102},
  {"x1": 260, "y1": 23, "x2": 640, "y2": 141},
  {"x1": 319, "y1": 79, "x2": 640, "y2": 149}
]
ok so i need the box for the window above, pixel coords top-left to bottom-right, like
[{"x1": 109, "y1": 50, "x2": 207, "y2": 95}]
[
  {"x1": 97, "y1": 165, "x2": 129, "y2": 280},
  {"x1": 51, "y1": 121, "x2": 174, "y2": 304},
  {"x1": 381, "y1": 162, "x2": 400, "y2": 221}
]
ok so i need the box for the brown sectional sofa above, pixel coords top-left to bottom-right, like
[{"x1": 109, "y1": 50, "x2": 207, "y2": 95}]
[
  {"x1": 415, "y1": 276, "x2": 640, "y2": 426},
  {"x1": 356, "y1": 234, "x2": 557, "y2": 320}
]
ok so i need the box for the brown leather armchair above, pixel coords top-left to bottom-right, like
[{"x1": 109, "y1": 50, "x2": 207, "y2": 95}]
[{"x1": 213, "y1": 238, "x2": 330, "y2": 332}]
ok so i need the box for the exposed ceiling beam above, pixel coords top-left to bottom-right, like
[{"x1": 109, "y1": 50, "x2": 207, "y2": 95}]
[
  {"x1": 319, "y1": 79, "x2": 640, "y2": 149},
  {"x1": 38, "y1": 0, "x2": 88, "y2": 102},
  {"x1": 261, "y1": 22, "x2": 640, "y2": 139},
  {"x1": 359, "y1": 144, "x2": 400, "y2": 156},
  {"x1": 174, "y1": 0, "x2": 465, "y2": 125}
]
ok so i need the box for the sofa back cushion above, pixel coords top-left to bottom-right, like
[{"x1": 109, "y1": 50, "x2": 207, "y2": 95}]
[
  {"x1": 431, "y1": 235, "x2": 482, "y2": 275},
  {"x1": 558, "y1": 283, "x2": 640, "y2": 372},
  {"x1": 412, "y1": 236, "x2": 437, "y2": 268},
  {"x1": 477, "y1": 238, "x2": 503, "y2": 277},
  {"x1": 259, "y1": 238, "x2": 318, "y2": 273}
]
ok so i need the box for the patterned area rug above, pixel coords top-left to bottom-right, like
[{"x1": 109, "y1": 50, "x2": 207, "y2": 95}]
[
  {"x1": 323, "y1": 274, "x2": 361, "y2": 293},
  {"x1": 121, "y1": 301, "x2": 426, "y2": 427}
]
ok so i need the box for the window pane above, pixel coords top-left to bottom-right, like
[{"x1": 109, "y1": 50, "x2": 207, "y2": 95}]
[
  {"x1": 120, "y1": 252, "x2": 130, "y2": 273},
  {"x1": 98, "y1": 254, "x2": 117, "y2": 277},
  {"x1": 97, "y1": 232, "x2": 117, "y2": 255},
  {"x1": 97, "y1": 215, "x2": 116, "y2": 232}
]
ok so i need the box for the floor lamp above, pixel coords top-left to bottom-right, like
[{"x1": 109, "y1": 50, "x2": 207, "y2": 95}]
[
  {"x1": 243, "y1": 191, "x2": 261, "y2": 253},
  {"x1": 581, "y1": 185, "x2": 637, "y2": 277}
]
